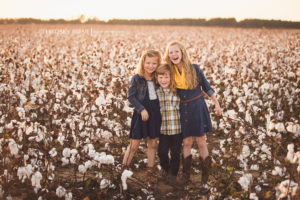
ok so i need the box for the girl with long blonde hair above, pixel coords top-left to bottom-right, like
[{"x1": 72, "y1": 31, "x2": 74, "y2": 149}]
[{"x1": 164, "y1": 41, "x2": 221, "y2": 185}]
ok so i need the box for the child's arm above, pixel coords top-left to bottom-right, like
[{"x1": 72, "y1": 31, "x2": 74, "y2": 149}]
[
  {"x1": 194, "y1": 65, "x2": 221, "y2": 116},
  {"x1": 210, "y1": 93, "x2": 222, "y2": 116},
  {"x1": 128, "y1": 75, "x2": 145, "y2": 113},
  {"x1": 194, "y1": 65, "x2": 215, "y2": 97}
]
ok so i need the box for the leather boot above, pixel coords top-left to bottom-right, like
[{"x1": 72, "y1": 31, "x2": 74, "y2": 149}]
[
  {"x1": 181, "y1": 155, "x2": 192, "y2": 183},
  {"x1": 146, "y1": 167, "x2": 157, "y2": 184},
  {"x1": 200, "y1": 156, "x2": 212, "y2": 184}
]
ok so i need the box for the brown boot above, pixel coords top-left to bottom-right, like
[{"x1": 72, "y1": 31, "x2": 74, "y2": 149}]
[
  {"x1": 181, "y1": 155, "x2": 192, "y2": 184},
  {"x1": 200, "y1": 156, "x2": 212, "y2": 184},
  {"x1": 146, "y1": 167, "x2": 157, "y2": 184}
]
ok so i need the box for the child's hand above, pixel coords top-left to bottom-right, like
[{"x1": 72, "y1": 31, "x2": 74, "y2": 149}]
[
  {"x1": 141, "y1": 109, "x2": 149, "y2": 121},
  {"x1": 215, "y1": 105, "x2": 222, "y2": 116}
]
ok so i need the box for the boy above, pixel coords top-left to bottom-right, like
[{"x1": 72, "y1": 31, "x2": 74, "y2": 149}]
[{"x1": 156, "y1": 63, "x2": 182, "y2": 186}]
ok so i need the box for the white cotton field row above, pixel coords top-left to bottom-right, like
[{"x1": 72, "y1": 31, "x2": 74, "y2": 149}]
[{"x1": 0, "y1": 25, "x2": 299, "y2": 199}]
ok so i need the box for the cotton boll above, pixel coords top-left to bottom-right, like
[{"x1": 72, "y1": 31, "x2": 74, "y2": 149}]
[
  {"x1": 56, "y1": 186, "x2": 66, "y2": 198},
  {"x1": 17, "y1": 92, "x2": 27, "y2": 105},
  {"x1": 100, "y1": 179, "x2": 111, "y2": 189},
  {"x1": 286, "y1": 122, "x2": 299, "y2": 135},
  {"x1": 245, "y1": 109, "x2": 252, "y2": 125},
  {"x1": 255, "y1": 185, "x2": 261, "y2": 192},
  {"x1": 276, "y1": 180, "x2": 298, "y2": 198},
  {"x1": 249, "y1": 193, "x2": 258, "y2": 200},
  {"x1": 85, "y1": 160, "x2": 93, "y2": 169},
  {"x1": 78, "y1": 165, "x2": 87, "y2": 174},
  {"x1": 105, "y1": 155, "x2": 115, "y2": 165},
  {"x1": 8, "y1": 139, "x2": 18, "y2": 155},
  {"x1": 65, "y1": 192, "x2": 72, "y2": 200},
  {"x1": 57, "y1": 133, "x2": 65, "y2": 145},
  {"x1": 238, "y1": 173, "x2": 253, "y2": 191},
  {"x1": 61, "y1": 157, "x2": 69, "y2": 166},
  {"x1": 241, "y1": 145, "x2": 251, "y2": 158},
  {"x1": 88, "y1": 148, "x2": 96, "y2": 158},
  {"x1": 49, "y1": 148, "x2": 57, "y2": 157},
  {"x1": 101, "y1": 130, "x2": 113, "y2": 140},
  {"x1": 121, "y1": 170, "x2": 133, "y2": 190},
  {"x1": 275, "y1": 122, "x2": 286, "y2": 133},
  {"x1": 62, "y1": 148, "x2": 71, "y2": 158},
  {"x1": 226, "y1": 109, "x2": 237, "y2": 120},
  {"x1": 250, "y1": 165, "x2": 259, "y2": 171},
  {"x1": 31, "y1": 171, "x2": 43, "y2": 189},
  {"x1": 191, "y1": 148, "x2": 198, "y2": 157},
  {"x1": 95, "y1": 93, "x2": 106, "y2": 107},
  {"x1": 261, "y1": 144, "x2": 271, "y2": 156},
  {"x1": 272, "y1": 166, "x2": 284, "y2": 177},
  {"x1": 286, "y1": 143, "x2": 294, "y2": 163},
  {"x1": 25, "y1": 164, "x2": 33, "y2": 177},
  {"x1": 70, "y1": 149, "x2": 78, "y2": 155},
  {"x1": 234, "y1": 131, "x2": 240, "y2": 138},
  {"x1": 16, "y1": 107, "x2": 26, "y2": 119},
  {"x1": 17, "y1": 167, "x2": 27, "y2": 182}
]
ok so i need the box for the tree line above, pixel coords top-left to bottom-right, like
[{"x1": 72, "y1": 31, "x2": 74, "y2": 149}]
[{"x1": 0, "y1": 17, "x2": 299, "y2": 29}]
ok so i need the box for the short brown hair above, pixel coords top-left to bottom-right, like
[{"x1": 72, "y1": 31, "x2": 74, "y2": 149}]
[{"x1": 155, "y1": 63, "x2": 177, "y2": 94}]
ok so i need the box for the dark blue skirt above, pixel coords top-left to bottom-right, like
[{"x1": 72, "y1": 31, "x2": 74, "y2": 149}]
[
  {"x1": 129, "y1": 89, "x2": 161, "y2": 139},
  {"x1": 178, "y1": 88, "x2": 213, "y2": 138}
]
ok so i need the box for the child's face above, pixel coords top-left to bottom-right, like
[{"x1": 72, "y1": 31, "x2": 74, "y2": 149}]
[
  {"x1": 144, "y1": 56, "x2": 159, "y2": 75},
  {"x1": 168, "y1": 45, "x2": 182, "y2": 65},
  {"x1": 157, "y1": 72, "x2": 171, "y2": 89}
]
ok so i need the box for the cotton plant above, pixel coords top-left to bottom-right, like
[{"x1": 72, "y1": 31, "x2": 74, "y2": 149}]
[{"x1": 0, "y1": 25, "x2": 299, "y2": 200}]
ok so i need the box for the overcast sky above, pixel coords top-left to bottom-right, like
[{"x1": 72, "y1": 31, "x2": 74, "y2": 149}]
[{"x1": 0, "y1": 0, "x2": 299, "y2": 21}]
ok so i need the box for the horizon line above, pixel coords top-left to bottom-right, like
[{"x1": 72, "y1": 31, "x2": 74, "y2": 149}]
[{"x1": 0, "y1": 16, "x2": 299, "y2": 23}]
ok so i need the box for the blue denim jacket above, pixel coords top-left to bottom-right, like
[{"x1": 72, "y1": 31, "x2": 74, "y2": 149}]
[
  {"x1": 128, "y1": 74, "x2": 158, "y2": 113},
  {"x1": 194, "y1": 64, "x2": 215, "y2": 97}
]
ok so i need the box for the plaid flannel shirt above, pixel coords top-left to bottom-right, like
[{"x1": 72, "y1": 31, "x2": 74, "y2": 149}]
[{"x1": 156, "y1": 87, "x2": 181, "y2": 135}]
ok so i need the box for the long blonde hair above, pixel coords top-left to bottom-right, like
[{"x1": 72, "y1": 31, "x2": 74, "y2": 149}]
[
  {"x1": 137, "y1": 49, "x2": 162, "y2": 77},
  {"x1": 164, "y1": 41, "x2": 198, "y2": 89},
  {"x1": 155, "y1": 63, "x2": 177, "y2": 94}
]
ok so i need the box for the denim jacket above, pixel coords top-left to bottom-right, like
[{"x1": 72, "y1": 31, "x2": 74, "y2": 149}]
[
  {"x1": 128, "y1": 74, "x2": 158, "y2": 113},
  {"x1": 193, "y1": 64, "x2": 215, "y2": 97}
]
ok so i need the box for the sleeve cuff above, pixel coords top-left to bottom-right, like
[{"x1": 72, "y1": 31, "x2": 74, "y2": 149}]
[
  {"x1": 206, "y1": 89, "x2": 215, "y2": 97},
  {"x1": 137, "y1": 106, "x2": 145, "y2": 113}
]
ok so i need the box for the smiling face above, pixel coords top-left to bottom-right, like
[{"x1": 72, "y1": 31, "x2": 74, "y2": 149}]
[
  {"x1": 144, "y1": 56, "x2": 159, "y2": 76},
  {"x1": 168, "y1": 44, "x2": 182, "y2": 65},
  {"x1": 157, "y1": 72, "x2": 171, "y2": 89}
]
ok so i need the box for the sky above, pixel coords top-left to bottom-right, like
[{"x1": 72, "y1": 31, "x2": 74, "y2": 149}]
[{"x1": 0, "y1": 0, "x2": 299, "y2": 22}]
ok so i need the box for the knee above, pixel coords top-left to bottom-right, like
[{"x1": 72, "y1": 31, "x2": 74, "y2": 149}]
[
  {"x1": 128, "y1": 144, "x2": 139, "y2": 153},
  {"x1": 183, "y1": 138, "x2": 193, "y2": 148},
  {"x1": 197, "y1": 137, "x2": 207, "y2": 149},
  {"x1": 147, "y1": 139, "x2": 158, "y2": 150}
]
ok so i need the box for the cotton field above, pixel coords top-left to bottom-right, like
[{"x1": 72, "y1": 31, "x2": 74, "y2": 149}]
[{"x1": 0, "y1": 24, "x2": 299, "y2": 199}]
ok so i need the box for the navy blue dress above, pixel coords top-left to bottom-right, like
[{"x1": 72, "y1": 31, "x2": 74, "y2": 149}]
[
  {"x1": 129, "y1": 87, "x2": 161, "y2": 139},
  {"x1": 177, "y1": 64, "x2": 215, "y2": 138}
]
